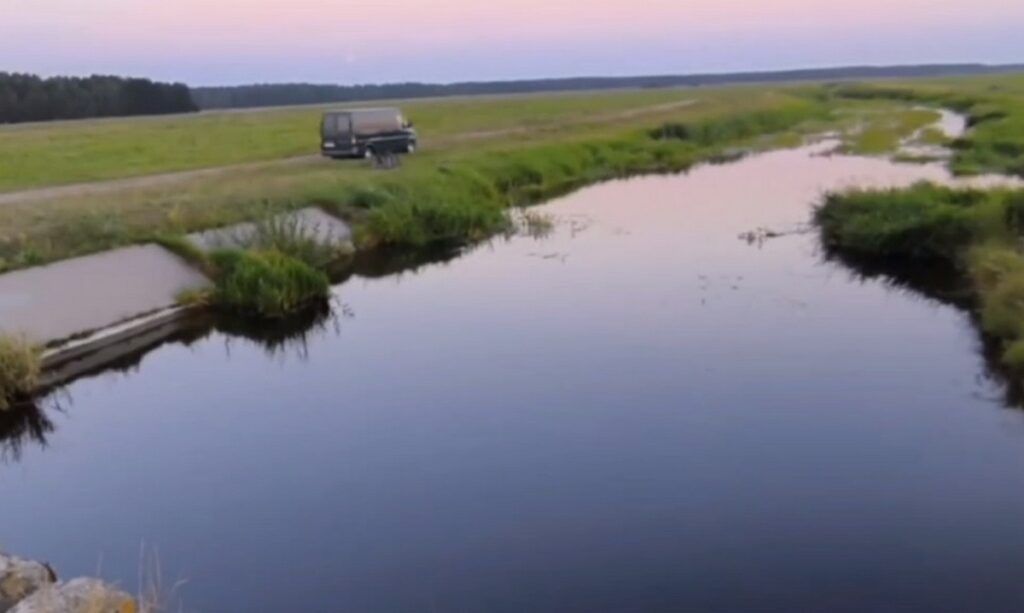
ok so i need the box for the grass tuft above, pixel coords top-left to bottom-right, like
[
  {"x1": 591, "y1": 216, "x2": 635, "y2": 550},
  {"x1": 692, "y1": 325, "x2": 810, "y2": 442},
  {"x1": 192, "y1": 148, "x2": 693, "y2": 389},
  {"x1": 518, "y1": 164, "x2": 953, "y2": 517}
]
[
  {"x1": 815, "y1": 183, "x2": 978, "y2": 261},
  {"x1": 209, "y1": 249, "x2": 329, "y2": 318},
  {"x1": 0, "y1": 334, "x2": 42, "y2": 410},
  {"x1": 247, "y1": 212, "x2": 352, "y2": 269}
]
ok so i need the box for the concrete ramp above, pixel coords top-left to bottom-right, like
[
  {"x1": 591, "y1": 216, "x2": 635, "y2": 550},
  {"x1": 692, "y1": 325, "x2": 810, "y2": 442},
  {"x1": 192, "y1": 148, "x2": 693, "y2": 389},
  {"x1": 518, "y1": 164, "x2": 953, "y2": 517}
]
[
  {"x1": 0, "y1": 245, "x2": 211, "y2": 345},
  {"x1": 188, "y1": 207, "x2": 353, "y2": 252}
]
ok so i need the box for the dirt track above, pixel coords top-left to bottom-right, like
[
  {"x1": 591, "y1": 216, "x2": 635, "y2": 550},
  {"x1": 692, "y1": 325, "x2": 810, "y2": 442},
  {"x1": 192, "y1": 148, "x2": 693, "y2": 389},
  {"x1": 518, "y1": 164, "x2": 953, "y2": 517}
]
[{"x1": 0, "y1": 99, "x2": 695, "y2": 207}]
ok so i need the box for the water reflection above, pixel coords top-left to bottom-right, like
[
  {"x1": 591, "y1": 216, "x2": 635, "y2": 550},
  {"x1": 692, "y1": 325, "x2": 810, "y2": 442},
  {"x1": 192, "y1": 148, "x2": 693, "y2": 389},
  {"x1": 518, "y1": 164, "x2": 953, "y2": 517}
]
[
  {"x1": 819, "y1": 244, "x2": 1024, "y2": 406},
  {"x1": 213, "y1": 301, "x2": 342, "y2": 362},
  {"x1": 0, "y1": 401, "x2": 55, "y2": 463}
]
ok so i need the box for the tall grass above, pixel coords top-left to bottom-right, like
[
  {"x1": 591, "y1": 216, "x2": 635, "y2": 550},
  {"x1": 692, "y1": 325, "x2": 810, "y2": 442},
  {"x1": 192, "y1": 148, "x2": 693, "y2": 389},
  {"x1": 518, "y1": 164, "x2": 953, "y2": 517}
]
[
  {"x1": 209, "y1": 249, "x2": 329, "y2": 319},
  {"x1": 649, "y1": 102, "x2": 827, "y2": 146},
  {"x1": 247, "y1": 213, "x2": 351, "y2": 269},
  {"x1": 815, "y1": 183, "x2": 982, "y2": 260},
  {"x1": 0, "y1": 335, "x2": 42, "y2": 411}
]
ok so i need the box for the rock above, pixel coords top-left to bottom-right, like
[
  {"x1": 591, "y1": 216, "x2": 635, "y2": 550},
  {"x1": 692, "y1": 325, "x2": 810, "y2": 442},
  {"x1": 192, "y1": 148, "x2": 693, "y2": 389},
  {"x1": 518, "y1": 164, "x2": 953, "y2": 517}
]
[
  {"x1": 9, "y1": 578, "x2": 135, "y2": 613},
  {"x1": 0, "y1": 553, "x2": 55, "y2": 612}
]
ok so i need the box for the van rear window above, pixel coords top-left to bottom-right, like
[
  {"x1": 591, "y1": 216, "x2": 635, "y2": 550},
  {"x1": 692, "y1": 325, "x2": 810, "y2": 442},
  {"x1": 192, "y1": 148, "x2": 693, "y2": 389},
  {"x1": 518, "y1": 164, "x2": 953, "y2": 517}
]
[{"x1": 323, "y1": 114, "x2": 349, "y2": 134}]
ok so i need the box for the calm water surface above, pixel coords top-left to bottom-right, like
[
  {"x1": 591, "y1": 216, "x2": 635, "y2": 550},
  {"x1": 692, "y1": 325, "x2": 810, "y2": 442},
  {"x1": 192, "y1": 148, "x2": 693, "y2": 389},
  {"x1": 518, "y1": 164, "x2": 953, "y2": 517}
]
[{"x1": 5, "y1": 145, "x2": 1024, "y2": 612}]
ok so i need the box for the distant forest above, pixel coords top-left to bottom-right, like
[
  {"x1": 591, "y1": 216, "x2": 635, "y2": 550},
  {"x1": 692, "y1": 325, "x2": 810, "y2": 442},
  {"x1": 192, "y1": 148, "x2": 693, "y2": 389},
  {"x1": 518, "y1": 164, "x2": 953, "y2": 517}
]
[
  {"x1": 0, "y1": 73, "x2": 196, "y2": 124},
  {"x1": 192, "y1": 64, "x2": 1024, "y2": 110},
  {"x1": 3, "y1": 64, "x2": 1023, "y2": 122}
]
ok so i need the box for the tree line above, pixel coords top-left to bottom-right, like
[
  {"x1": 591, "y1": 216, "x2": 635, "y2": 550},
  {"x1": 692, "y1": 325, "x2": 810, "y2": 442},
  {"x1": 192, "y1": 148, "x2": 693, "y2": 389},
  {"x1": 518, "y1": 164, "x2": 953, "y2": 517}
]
[
  {"x1": 190, "y1": 64, "x2": 1024, "y2": 110},
  {"x1": 0, "y1": 73, "x2": 197, "y2": 124}
]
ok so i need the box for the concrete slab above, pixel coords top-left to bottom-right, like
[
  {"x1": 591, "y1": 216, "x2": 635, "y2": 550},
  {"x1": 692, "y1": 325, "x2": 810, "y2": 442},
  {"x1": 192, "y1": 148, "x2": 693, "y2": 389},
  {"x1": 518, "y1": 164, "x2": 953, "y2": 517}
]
[
  {"x1": 0, "y1": 245, "x2": 211, "y2": 345},
  {"x1": 188, "y1": 207, "x2": 352, "y2": 252}
]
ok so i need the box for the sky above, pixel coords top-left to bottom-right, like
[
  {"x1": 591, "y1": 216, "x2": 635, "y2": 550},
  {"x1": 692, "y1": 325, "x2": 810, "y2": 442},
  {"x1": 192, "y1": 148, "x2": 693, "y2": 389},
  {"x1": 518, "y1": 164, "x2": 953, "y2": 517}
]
[{"x1": 2, "y1": 0, "x2": 1023, "y2": 86}]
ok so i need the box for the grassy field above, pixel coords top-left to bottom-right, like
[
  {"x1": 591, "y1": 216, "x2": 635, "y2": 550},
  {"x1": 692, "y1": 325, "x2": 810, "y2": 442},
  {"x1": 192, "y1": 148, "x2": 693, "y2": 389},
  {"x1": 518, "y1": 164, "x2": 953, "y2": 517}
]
[{"x1": 0, "y1": 88, "x2": 697, "y2": 192}]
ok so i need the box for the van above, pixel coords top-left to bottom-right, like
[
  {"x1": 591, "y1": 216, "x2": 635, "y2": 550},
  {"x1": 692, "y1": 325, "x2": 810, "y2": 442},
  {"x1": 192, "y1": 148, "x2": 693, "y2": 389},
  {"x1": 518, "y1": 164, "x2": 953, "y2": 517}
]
[{"x1": 321, "y1": 108, "x2": 417, "y2": 159}]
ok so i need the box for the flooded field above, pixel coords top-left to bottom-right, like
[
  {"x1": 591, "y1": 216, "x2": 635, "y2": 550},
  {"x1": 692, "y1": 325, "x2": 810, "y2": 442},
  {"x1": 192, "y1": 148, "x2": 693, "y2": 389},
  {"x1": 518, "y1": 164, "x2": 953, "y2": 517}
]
[{"x1": 5, "y1": 144, "x2": 1024, "y2": 612}]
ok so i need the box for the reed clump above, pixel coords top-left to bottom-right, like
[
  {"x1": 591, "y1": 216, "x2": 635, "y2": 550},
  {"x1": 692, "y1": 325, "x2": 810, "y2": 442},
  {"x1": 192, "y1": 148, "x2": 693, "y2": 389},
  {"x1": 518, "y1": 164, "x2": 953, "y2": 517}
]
[
  {"x1": 209, "y1": 249, "x2": 329, "y2": 319},
  {"x1": 0, "y1": 334, "x2": 42, "y2": 410}
]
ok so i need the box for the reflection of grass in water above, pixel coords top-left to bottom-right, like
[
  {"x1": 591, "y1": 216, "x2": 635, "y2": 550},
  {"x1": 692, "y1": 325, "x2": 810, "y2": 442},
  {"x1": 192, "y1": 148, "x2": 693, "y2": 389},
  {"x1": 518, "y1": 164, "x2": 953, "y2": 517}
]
[
  {"x1": 214, "y1": 299, "x2": 338, "y2": 361},
  {"x1": 0, "y1": 400, "x2": 53, "y2": 462},
  {"x1": 816, "y1": 242, "x2": 1024, "y2": 407}
]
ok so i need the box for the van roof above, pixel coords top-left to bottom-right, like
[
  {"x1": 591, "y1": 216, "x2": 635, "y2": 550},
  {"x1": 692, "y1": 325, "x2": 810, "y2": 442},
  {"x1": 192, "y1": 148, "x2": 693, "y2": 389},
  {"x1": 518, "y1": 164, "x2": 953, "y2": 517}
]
[{"x1": 323, "y1": 107, "x2": 400, "y2": 115}]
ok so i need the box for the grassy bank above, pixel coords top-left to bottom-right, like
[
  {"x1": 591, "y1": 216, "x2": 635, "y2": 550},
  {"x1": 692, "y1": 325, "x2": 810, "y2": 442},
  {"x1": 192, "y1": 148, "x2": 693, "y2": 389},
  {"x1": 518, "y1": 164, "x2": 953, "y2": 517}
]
[
  {"x1": 0, "y1": 87, "x2": 834, "y2": 273},
  {"x1": 816, "y1": 183, "x2": 1024, "y2": 368}
]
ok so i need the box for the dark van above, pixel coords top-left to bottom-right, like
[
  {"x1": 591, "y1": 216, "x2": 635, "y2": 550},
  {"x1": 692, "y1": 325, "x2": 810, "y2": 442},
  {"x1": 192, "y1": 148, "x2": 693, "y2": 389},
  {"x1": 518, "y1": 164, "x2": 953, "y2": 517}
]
[{"x1": 321, "y1": 108, "x2": 417, "y2": 159}]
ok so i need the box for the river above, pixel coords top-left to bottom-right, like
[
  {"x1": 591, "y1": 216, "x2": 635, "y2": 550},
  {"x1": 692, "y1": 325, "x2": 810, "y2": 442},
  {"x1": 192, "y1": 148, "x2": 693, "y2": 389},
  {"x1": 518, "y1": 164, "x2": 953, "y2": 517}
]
[{"x1": 4, "y1": 141, "x2": 1024, "y2": 612}]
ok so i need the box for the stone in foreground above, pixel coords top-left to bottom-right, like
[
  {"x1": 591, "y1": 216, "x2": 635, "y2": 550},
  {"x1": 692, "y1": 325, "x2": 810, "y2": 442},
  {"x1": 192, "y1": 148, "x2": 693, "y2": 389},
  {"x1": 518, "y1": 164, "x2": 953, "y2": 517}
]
[
  {"x1": 9, "y1": 578, "x2": 135, "y2": 613},
  {"x1": 0, "y1": 553, "x2": 55, "y2": 611}
]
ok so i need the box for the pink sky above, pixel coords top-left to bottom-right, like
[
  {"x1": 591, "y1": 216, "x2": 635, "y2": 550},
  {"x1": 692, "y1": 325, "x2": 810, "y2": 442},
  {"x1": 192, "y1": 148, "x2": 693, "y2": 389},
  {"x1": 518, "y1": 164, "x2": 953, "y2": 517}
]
[{"x1": 2, "y1": 0, "x2": 1022, "y2": 85}]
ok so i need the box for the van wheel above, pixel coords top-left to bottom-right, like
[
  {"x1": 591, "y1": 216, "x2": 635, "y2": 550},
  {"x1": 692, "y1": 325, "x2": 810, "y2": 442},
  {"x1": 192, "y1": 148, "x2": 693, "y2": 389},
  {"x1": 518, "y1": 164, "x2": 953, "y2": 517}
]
[{"x1": 364, "y1": 147, "x2": 375, "y2": 160}]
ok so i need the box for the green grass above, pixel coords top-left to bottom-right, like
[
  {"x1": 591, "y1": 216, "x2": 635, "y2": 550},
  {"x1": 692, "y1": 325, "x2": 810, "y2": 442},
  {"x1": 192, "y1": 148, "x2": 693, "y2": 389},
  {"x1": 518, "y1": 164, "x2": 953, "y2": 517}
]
[
  {"x1": 816, "y1": 183, "x2": 1024, "y2": 369},
  {"x1": 0, "y1": 335, "x2": 42, "y2": 410},
  {"x1": 829, "y1": 77, "x2": 1024, "y2": 175},
  {"x1": 815, "y1": 183, "x2": 982, "y2": 260},
  {"x1": 842, "y1": 107, "x2": 940, "y2": 155},
  {"x1": 163, "y1": 213, "x2": 347, "y2": 317},
  {"x1": 209, "y1": 249, "x2": 330, "y2": 318},
  {"x1": 0, "y1": 89, "x2": 695, "y2": 193}
]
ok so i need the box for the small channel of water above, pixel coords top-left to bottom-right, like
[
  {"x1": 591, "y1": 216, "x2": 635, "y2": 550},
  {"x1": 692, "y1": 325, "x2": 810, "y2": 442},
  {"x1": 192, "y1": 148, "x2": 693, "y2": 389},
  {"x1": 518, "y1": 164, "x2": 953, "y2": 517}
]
[{"x1": 4, "y1": 142, "x2": 1024, "y2": 612}]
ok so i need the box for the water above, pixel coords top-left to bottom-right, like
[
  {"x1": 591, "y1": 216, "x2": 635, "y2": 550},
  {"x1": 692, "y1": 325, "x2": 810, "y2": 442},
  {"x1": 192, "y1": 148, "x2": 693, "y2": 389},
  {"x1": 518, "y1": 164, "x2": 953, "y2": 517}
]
[{"x1": 5, "y1": 144, "x2": 1024, "y2": 612}]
